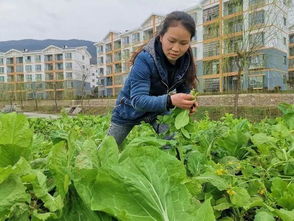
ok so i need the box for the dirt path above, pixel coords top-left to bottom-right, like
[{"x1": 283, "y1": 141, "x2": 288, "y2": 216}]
[{"x1": 23, "y1": 112, "x2": 60, "y2": 119}]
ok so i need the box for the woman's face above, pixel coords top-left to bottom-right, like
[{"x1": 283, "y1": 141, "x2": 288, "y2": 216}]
[{"x1": 160, "y1": 24, "x2": 191, "y2": 64}]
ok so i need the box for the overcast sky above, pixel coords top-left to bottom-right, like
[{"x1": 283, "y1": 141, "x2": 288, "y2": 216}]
[{"x1": 0, "y1": 0, "x2": 202, "y2": 42}]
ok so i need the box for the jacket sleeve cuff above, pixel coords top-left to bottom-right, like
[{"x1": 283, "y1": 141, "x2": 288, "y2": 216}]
[{"x1": 166, "y1": 94, "x2": 175, "y2": 110}]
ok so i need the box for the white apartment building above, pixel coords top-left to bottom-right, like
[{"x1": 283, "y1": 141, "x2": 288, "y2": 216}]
[
  {"x1": 95, "y1": 0, "x2": 293, "y2": 96},
  {"x1": 94, "y1": 15, "x2": 165, "y2": 96},
  {"x1": 0, "y1": 45, "x2": 92, "y2": 100}
]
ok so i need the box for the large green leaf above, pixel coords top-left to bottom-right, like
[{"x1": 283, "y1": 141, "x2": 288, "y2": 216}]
[
  {"x1": 90, "y1": 147, "x2": 197, "y2": 221},
  {"x1": 278, "y1": 103, "x2": 294, "y2": 130},
  {"x1": 216, "y1": 129, "x2": 249, "y2": 159},
  {"x1": 0, "y1": 113, "x2": 33, "y2": 167},
  {"x1": 175, "y1": 110, "x2": 189, "y2": 129},
  {"x1": 97, "y1": 136, "x2": 119, "y2": 166},
  {"x1": 271, "y1": 177, "x2": 294, "y2": 210},
  {"x1": 50, "y1": 187, "x2": 112, "y2": 221},
  {"x1": 48, "y1": 142, "x2": 71, "y2": 199},
  {"x1": 195, "y1": 198, "x2": 216, "y2": 221},
  {"x1": 0, "y1": 175, "x2": 29, "y2": 221},
  {"x1": 274, "y1": 209, "x2": 294, "y2": 221},
  {"x1": 229, "y1": 187, "x2": 251, "y2": 207},
  {"x1": 193, "y1": 173, "x2": 229, "y2": 191},
  {"x1": 15, "y1": 158, "x2": 63, "y2": 213},
  {"x1": 254, "y1": 211, "x2": 275, "y2": 221}
]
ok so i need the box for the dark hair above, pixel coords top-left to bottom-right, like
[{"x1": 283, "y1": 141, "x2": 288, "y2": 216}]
[
  {"x1": 158, "y1": 11, "x2": 195, "y2": 39},
  {"x1": 131, "y1": 11, "x2": 197, "y2": 89}
]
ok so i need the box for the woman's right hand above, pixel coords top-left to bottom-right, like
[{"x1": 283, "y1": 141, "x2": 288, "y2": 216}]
[{"x1": 170, "y1": 93, "x2": 195, "y2": 110}]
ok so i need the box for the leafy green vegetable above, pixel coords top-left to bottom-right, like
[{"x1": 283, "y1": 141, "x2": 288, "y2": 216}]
[{"x1": 0, "y1": 113, "x2": 33, "y2": 167}]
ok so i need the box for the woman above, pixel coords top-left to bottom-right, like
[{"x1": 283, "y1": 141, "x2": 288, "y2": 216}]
[{"x1": 108, "y1": 11, "x2": 198, "y2": 146}]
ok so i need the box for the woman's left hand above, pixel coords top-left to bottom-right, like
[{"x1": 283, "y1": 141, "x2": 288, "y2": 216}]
[{"x1": 189, "y1": 101, "x2": 198, "y2": 115}]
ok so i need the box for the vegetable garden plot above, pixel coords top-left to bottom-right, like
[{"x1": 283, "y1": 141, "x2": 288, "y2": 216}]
[{"x1": 0, "y1": 103, "x2": 293, "y2": 221}]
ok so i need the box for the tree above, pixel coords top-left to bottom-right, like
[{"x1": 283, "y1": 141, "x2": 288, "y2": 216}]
[
  {"x1": 76, "y1": 61, "x2": 91, "y2": 110},
  {"x1": 221, "y1": 0, "x2": 285, "y2": 116}
]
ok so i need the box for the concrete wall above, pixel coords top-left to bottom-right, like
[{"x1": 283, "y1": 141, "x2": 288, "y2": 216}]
[{"x1": 0, "y1": 93, "x2": 293, "y2": 109}]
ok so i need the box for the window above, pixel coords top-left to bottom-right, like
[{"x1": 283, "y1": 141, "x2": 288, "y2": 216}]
[
  {"x1": 66, "y1": 72, "x2": 73, "y2": 79},
  {"x1": 203, "y1": 5, "x2": 219, "y2": 22},
  {"x1": 35, "y1": 64, "x2": 42, "y2": 72},
  {"x1": 132, "y1": 33, "x2": 140, "y2": 43},
  {"x1": 249, "y1": 32, "x2": 264, "y2": 47},
  {"x1": 56, "y1": 54, "x2": 63, "y2": 61},
  {"x1": 204, "y1": 78, "x2": 220, "y2": 92},
  {"x1": 7, "y1": 75, "x2": 14, "y2": 82},
  {"x1": 66, "y1": 81, "x2": 74, "y2": 88},
  {"x1": 106, "y1": 66, "x2": 112, "y2": 75},
  {"x1": 290, "y1": 47, "x2": 294, "y2": 56},
  {"x1": 249, "y1": 54, "x2": 265, "y2": 69},
  {"x1": 203, "y1": 41, "x2": 220, "y2": 57},
  {"x1": 290, "y1": 34, "x2": 294, "y2": 44},
  {"x1": 283, "y1": 56, "x2": 287, "y2": 65},
  {"x1": 45, "y1": 73, "x2": 54, "y2": 80},
  {"x1": 105, "y1": 43, "x2": 112, "y2": 52},
  {"x1": 204, "y1": 60, "x2": 220, "y2": 75},
  {"x1": 98, "y1": 57, "x2": 104, "y2": 65},
  {"x1": 97, "y1": 46, "x2": 103, "y2": 54},
  {"x1": 224, "y1": 0, "x2": 243, "y2": 16},
  {"x1": 203, "y1": 23, "x2": 219, "y2": 39},
  {"x1": 122, "y1": 49, "x2": 130, "y2": 59},
  {"x1": 283, "y1": 17, "x2": 287, "y2": 26},
  {"x1": 16, "y1": 65, "x2": 23, "y2": 72},
  {"x1": 249, "y1": 0, "x2": 265, "y2": 7},
  {"x1": 249, "y1": 10, "x2": 264, "y2": 26},
  {"x1": 7, "y1": 66, "x2": 14, "y2": 73},
  {"x1": 65, "y1": 63, "x2": 72, "y2": 70},
  {"x1": 26, "y1": 74, "x2": 32, "y2": 81},
  {"x1": 45, "y1": 64, "x2": 53, "y2": 71},
  {"x1": 65, "y1": 52, "x2": 72, "y2": 59},
  {"x1": 0, "y1": 76, "x2": 4, "y2": 82},
  {"x1": 25, "y1": 56, "x2": 32, "y2": 63},
  {"x1": 55, "y1": 63, "x2": 63, "y2": 70},
  {"x1": 6, "y1": 58, "x2": 14, "y2": 64},
  {"x1": 114, "y1": 40, "x2": 121, "y2": 49},
  {"x1": 0, "y1": 58, "x2": 3, "y2": 65},
  {"x1": 35, "y1": 74, "x2": 42, "y2": 81},
  {"x1": 25, "y1": 65, "x2": 32, "y2": 72},
  {"x1": 283, "y1": 37, "x2": 287, "y2": 45},
  {"x1": 122, "y1": 36, "x2": 130, "y2": 45},
  {"x1": 224, "y1": 36, "x2": 243, "y2": 53},
  {"x1": 82, "y1": 55, "x2": 85, "y2": 60},
  {"x1": 35, "y1": 55, "x2": 41, "y2": 62},
  {"x1": 56, "y1": 73, "x2": 64, "y2": 80},
  {"x1": 45, "y1": 55, "x2": 53, "y2": 61},
  {"x1": 0, "y1": 67, "x2": 4, "y2": 73},
  {"x1": 106, "y1": 54, "x2": 112, "y2": 63},
  {"x1": 248, "y1": 76, "x2": 264, "y2": 89},
  {"x1": 16, "y1": 57, "x2": 23, "y2": 64}
]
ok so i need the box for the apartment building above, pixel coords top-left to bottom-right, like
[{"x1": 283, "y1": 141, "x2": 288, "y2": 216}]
[
  {"x1": 197, "y1": 0, "x2": 290, "y2": 92},
  {"x1": 0, "y1": 45, "x2": 91, "y2": 101},
  {"x1": 89, "y1": 64, "x2": 99, "y2": 89},
  {"x1": 95, "y1": 0, "x2": 292, "y2": 95},
  {"x1": 95, "y1": 15, "x2": 164, "y2": 96},
  {"x1": 289, "y1": 24, "x2": 294, "y2": 89}
]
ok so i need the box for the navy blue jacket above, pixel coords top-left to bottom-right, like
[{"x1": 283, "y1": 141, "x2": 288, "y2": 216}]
[{"x1": 111, "y1": 37, "x2": 192, "y2": 125}]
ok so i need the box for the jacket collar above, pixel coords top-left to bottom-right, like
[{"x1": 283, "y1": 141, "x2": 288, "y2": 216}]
[{"x1": 143, "y1": 36, "x2": 191, "y2": 85}]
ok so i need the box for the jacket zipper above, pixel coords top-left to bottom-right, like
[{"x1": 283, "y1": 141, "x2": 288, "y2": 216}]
[{"x1": 161, "y1": 79, "x2": 184, "y2": 94}]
